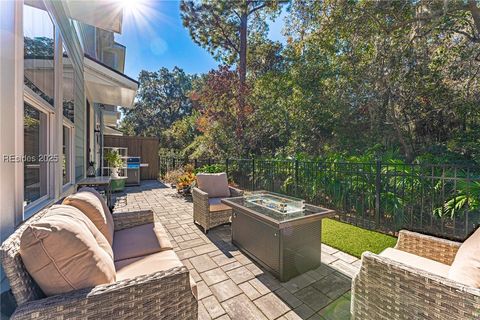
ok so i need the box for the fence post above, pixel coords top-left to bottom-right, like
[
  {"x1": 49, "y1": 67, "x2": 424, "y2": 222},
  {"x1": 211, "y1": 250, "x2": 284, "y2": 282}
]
[
  {"x1": 375, "y1": 159, "x2": 381, "y2": 228},
  {"x1": 295, "y1": 159, "x2": 299, "y2": 197},
  {"x1": 208, "y1": 158, "x2": 212, "y2": 166},
  {"x1": 252, "y1": 158, "x2": 255, "y2": 191},
  {"x1": 172, "y1": 158, "x2": 176, "y2": 170},
  {"x1": 157, "y1": 154, "x2": 164, "y2": 180},
  {"x1": 225, "y1": 158, "x2": 229, "y2": 177}
]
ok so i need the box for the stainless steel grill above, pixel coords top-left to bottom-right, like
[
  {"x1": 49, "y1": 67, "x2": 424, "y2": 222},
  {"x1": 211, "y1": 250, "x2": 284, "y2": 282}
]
[{"x1": 126, "y1": 157, "x2": 140, "y2": 186}]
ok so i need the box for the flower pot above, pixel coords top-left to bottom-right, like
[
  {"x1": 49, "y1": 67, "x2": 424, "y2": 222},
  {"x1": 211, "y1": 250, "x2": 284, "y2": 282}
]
[
  {"x1": 111, "y1": 177, "x2": 126, "y2": 192},
  {"x1": 111, "y1": 167, "x2": 119, "y2": 178}
]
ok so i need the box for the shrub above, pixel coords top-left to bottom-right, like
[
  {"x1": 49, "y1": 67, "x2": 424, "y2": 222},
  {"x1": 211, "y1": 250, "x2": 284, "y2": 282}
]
[
  {"x1": 194, "y1": 164, "x2": 225, "y2": 174},
  {"x1": 176, "y1": 172, "x2": 196, "y2": 192},
  {"x1": 163, "y1": 168, "x2": 185, "y2": 185}
]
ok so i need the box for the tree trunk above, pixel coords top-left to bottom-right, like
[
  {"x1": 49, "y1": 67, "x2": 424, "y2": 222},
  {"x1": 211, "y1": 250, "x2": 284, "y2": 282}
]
[
  {"x1": 237, "y1": 10, "x2": 248, "y2": 139},
  {"x1": 467, "y1": 0, "x2": 480, "y2": 36}
]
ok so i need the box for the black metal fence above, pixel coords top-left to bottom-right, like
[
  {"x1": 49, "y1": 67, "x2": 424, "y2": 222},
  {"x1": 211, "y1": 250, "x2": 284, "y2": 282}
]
[{"x1": 159, "y1": 157, "x2": 480, "y2": 240}]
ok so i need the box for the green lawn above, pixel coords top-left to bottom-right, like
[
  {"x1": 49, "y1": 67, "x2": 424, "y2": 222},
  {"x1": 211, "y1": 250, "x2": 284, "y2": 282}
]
[{"x1": 322, "y1": 218, "x2": 397, "y2": 258}]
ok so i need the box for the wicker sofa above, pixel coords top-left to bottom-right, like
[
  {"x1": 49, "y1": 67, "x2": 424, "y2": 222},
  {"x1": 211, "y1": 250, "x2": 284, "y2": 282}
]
[
  {"x1": 192, "y1": 172, "x2": 243, "y2": 233},
  {"x1": 352, "y1": 230, "x2": 480, "y2": 320},
  {"x1": 1, "y1": 202, "x2": 197, "y2": 319}
]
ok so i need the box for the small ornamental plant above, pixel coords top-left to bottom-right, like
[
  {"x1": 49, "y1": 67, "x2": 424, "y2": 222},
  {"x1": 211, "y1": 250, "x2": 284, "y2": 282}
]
[{"x1": 105, "y1": 149, "x2": 123, "y2": 178}]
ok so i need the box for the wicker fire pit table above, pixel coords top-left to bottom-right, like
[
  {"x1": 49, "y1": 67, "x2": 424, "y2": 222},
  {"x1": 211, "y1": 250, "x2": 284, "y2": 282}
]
[{"x1": 222, "y1": 191, "x2": 334, "y2": 282}]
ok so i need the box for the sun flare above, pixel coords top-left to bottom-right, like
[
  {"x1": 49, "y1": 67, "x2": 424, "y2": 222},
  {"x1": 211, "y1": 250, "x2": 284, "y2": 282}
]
[
  {"x1": 119, "y1": 0, "x2": 149, "y2": 20},
  {"x1": 120, "y1": 0, "x2": 140, "y2": 12}
]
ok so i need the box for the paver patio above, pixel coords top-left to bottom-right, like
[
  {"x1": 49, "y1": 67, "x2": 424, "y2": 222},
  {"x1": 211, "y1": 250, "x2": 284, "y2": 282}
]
[{"x1": 114, "y1": 181, "x2": 360, "y2": 320}]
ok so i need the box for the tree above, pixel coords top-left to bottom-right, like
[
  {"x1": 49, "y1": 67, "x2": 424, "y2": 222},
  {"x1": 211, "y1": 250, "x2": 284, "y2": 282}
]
[
  {"x1": 120, "y1": 67, "x2": 194, "y2": 139},
  {"x1": 162, "y1": 111, "x2": 201, "y2": 156},
  {"x1": 191, "y1": 66, "x2": 242, "y2": 157},
  {"x1": 147, "y1": 0, "x2": 480, "y2": 164},
  {"x1": 180, "y1": 0, "x2": 284, "y2": 136},
  {"x1": 277, "y1": 0, "x2": 480, "y2": 161}
]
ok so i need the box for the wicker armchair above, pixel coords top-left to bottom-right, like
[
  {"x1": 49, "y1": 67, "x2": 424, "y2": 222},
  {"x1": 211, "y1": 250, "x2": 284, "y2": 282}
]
[
  {"x1": 1, "y1": 209, "x2": 198, "y2": 320},
  {"x1": 352, "y1": 230, "x2": 480, "y2": 320},
  {"x1": 192, "y1": 186, "x2": 243, "y2": 233}
]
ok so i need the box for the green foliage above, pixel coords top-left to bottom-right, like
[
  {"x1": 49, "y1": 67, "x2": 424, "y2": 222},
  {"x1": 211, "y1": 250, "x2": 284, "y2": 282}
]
[
  {"x1": 24, "y1": 37, "x2": 54, "y2": 57},
  {"x1": 104, "y1": 150, "x2": 123, "y2": 168},
  {"x1": 176, "y1": 172, "x2": 196, "y2": 192},
  {"x1": 139, "y1": 1, "x2": 480, "y2": 189},
  {"x1": 194, "y1": 164, "x2": 225, "y2": 174},
  {"x1": 221, "y1": 150, "x2": 479, "y2": 222},
  {"x1": 322, "y1": 218, "x2": 397, "y2": 258},
  {"x1": 119, "y1": 67, "x2": 195, "y2": 139},
  {"x1": 180, "y1": 1, "x2": 283, "y2": 65},
  {"x1": 162, "y1": 111, "x2": 201, "y2": 156},
  {"x1": 435, "y1": 180, "x2": 480, "y2": 218}
]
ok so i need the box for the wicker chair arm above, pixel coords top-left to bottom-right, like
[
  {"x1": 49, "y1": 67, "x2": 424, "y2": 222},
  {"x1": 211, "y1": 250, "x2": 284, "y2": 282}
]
[
  {"x1": 395, "y1": 230, "x2": 461, "y2": 265},
  {"x1": 352, "y1": 252, "x2": 480, "y2": 320},
  {"x1": 112, "y1": 209, "x2": 155, "y2": 231},
  {"x1": 12, "y1": 266, "x2": 197, "y2": 320},
  {"x1": 192, "y1": 187, "x2": 208, "y2": 198},
  {"x1": 228, "y1": 186, "x2": 244, "y2": 197},
  {"x1": 192, "y1": 188, "x2": 209, "y2": 206}
]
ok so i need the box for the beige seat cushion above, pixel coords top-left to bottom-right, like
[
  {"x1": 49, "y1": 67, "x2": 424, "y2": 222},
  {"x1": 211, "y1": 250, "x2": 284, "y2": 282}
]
[
  {"x1": 448, "y1": 227, "x2": 480, "y2": 287},
  {"x1": 19, "y1": 205, "x2": 115, "y2": 296},
  {"x1": 63, "y1": 190, "x2": 114, "y2": 245},
  {"x1": 208, "y1": 198, "x2": 232, "y2": 212},
  {"x1": 115, "y1": 250, "x2": 197, "y2": 299},
  {"x1": 79, "y1": 186, "x2": 112, "y2": 216},
  {"x1": 196, "y1": 173, "x2": 230, "y2": 198},
  {"x1": 113, "y1": 222, "x2": 172, "y2": 261},
  {"x1": 380, "y1": 247, "x2": 450, "y2": 277}
]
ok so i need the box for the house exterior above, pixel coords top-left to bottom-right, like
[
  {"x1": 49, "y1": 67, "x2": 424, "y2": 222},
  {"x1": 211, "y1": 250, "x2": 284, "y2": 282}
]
[{"x1": 0, "y1": 0, "x2": 138, "y2": 293}]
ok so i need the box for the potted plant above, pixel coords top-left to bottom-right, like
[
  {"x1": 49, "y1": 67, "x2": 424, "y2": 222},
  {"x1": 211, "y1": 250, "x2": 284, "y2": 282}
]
[
  {"x1": 105, "y1": 149, "x2": 123, "y2": 178},
  {"x1": 104, "y1": 149, "x2": 126, "y2": 192}
]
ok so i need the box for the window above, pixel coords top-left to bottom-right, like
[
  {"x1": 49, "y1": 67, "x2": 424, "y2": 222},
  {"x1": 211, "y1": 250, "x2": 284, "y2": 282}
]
[
  {"x1": 23, "y1": 4, "x2": 55, "y2": 106},
  {"x1": 62, "y1": 126, "x2": 72, "y2": 185},
  {"x1": 63, "y1": 45, "x2": 75, "y2": 122},
  {"x1": 24, "y1": 103, "x2": 49, "y2": 207}
]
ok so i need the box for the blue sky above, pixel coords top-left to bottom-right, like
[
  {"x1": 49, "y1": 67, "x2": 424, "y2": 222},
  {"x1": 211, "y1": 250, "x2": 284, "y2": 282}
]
[{"x1": 116, "y1": 0, "x2": 286, "y2": 80}]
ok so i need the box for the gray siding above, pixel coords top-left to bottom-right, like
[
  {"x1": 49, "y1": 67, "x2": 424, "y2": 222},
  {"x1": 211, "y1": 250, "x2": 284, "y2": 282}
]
[{"x1": 74, "y1": 70, "x2": 85, "y2": 181}]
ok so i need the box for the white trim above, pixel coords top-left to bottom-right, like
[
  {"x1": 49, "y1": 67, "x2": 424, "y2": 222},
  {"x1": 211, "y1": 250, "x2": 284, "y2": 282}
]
[
  {"x1": 14, "y1": 0, "x2": 24, "y2": 226},
  {"x1": 21, "y1": 3, "x2": 57, "y2": 218},
  {"x1": 1, "y1": 0, "x2": 25, "y2": 239},
  {"x1": 54, "y1": 28, "x2": 63, "y2": 199},
  {"x1": 63, "y1": 115, "x2": 75, "y2": 128},
  {"x1": 23, "y1": 198, "x2": 54, "y2": 221},
  {"x1": 84, "y1": 57, "x2": 138, "y2": 108},
  {"x1": 65, "y1": 0, "x2": 123, "y2": 34},
  {"x1": 61, "y1": 183, "x2": 75, "y2": 197},
  {"x1": 24, "y1": 86, "x2": 55, "y2": 115},
  {"x1": 23, "y1": 101, "x2": 53, "y2": 212},
  {"x1": 84, "y1": 58, "x2": 138, "y2": 90}
]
